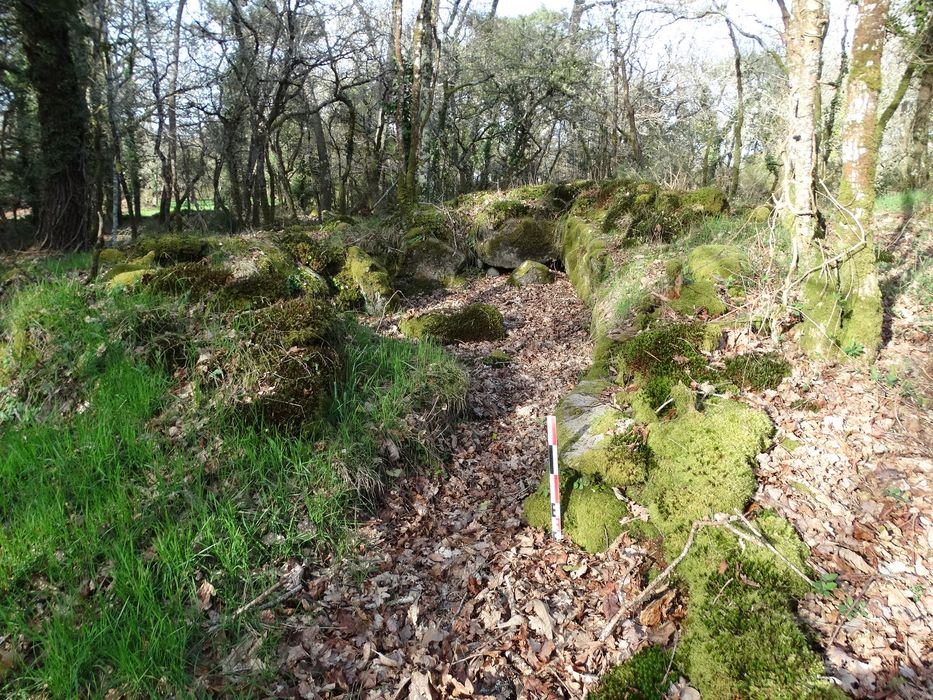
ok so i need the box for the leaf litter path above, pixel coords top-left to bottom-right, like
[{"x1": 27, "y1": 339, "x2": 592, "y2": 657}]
[{"x1": 272, "y1": 275, "x2": 657, "y2": 698}]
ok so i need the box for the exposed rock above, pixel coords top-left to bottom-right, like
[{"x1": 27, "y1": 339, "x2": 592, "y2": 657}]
[
  {"x1": 476, "y1": 217, "x2": 558, "y2": 269},
  {"x1": 405, "y1": 238, "x2": 466, "y2": 284},
  {"x1": 507, "y1": 260, "x2": 554, "y2": 287}
]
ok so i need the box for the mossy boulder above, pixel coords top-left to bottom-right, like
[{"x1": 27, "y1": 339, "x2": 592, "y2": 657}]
[
  {"x1": 591, "y1": 646, "x2": 675, "y2": 700},
  {"x1": 278, "y1": 232, "x2": 344, "y2": 275},
  {"x1": 681, "y1": 186, "x2": 728, "y2": 215},
  {"x1": 615, "y1": 322, "x2": 718, "y2": 410},
  {"x1": 475, "y1": 217, "x2": 558, "y2": 269},
  {"x1": 336, "y1": 246, "x2": 395, "y2": 315},
  {"x1": 404, "y1": 238, "x2": 466, "y2": 284},
  {"x1": 233, "y1": 298, "x2": 341, "y2": 427},
  {"x1": 404, "y1": 204, "x2": 454, "y2": 243},
  {"x1": 669, "y1": 244, "x2": 748, "y2": 317},
  {"x1": 749, "y1": 204, "x2": 772, "y2": 223},
  {"x1": 399, "y1": 303, "x2": 505, "y2": 344},
  {"x1": 102, "y1": 251, "x2": 157, "y2": 282},
  {"x1": 217, "y1": 269, "x2": 295, "y2": 310},
  {"x1": 134, "y1": 234, "x2": 210, "y2": 265},
  {"x1": 106, "y1": 267, "x2": 157, "y2": 291},
  {"x1": 98, "y1": 248, "x2": 127, "y2": 267},
  {"x1": 560, "y1": 410, "x2": 650, "y2": 488},
  {"x1": 507, "y1": 260, "x2": 554, "y2": 287}
]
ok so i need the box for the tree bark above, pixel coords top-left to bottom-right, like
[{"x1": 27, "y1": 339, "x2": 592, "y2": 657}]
[
  {"x1": 802, "y1": 0, "x2": 889, "y2": 358},
  {"x1": 15, "y1": 0, "x2": 92, "y2": 251},
  {"x1": 726, "y1": 19, "x2": 744, "y2": 198},
  {"x1": 780, "y1": 0, "x2": 828, "y2": 354},
  {"x1": 907, "y1": 61, "x2": 933, "y2": 188}
]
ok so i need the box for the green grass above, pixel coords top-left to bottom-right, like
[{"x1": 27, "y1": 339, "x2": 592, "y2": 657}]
[
  {"x1": 875, "y1": 189, "x2": 933, "y2": 214},
  {"x1": 138, "y1": 199, "x2": 215, "y2": 218},
  {"x1": 0, "y1": 276, "x2": 465, "y2": 695}
]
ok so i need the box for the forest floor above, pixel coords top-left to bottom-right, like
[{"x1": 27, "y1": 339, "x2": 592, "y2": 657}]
[
  {"x1": 269, "y1": 274, "x2": 663, "y2": 698},
  {"x1": 268, "y1": 208, "x2": 933, "y2": 699}
]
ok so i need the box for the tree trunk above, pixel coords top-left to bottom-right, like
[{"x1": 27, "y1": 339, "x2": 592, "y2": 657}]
[
  {"x1": 780, "y1": 0, "x2": 829, "y2": 354},
  {"x1": 821, "y1": 8, "x2": 850, "y2": 175},
  {"x1": 833, "y1": 0, "x2": 889, "y2": 357},
  {"x1": 15, "y1": 0, "x2": 92, "y2": 251},
  {"x1": 907, "y1": 62, "x2": 933, "y2": 188},
  {"x1": 726, "y1": 20, "x2": 744, "y2": 199},
  {"x1": 167, "y1": 0, "x2": 185, "y2": 220}
]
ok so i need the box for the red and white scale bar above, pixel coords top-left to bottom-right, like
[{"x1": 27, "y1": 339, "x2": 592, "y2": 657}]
[{"x1": 546, "y1": 415, "x2": 563, "y2": 541}]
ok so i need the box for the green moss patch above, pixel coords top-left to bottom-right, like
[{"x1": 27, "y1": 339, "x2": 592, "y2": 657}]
[
  {"x1": 560, "y1": 216, "x2": 611, "y2": 303},
  {"x1": 399, "y1": 303, "x2": 506, "y2": 344},
  {"x1": 681, "y1": 186, "x2": 728, "y2": 215},
  {"x1": 724, "y1": 352, "x2": 791, "y2": 391},
  {"x1": 669, "y1": 244, "x2": 748, "y2": 317},
  {"x1": 591, "y1": 646, "x2": 675, "y2": 700},
  {"x1": 481, "y1": 350, "x2": 512, "y2": 366},
  {"x1": 642, "y1": 395, "x2": 772, "y2": 547},
  {"x1": 565, "y1": 481, "x2": 628, "y2": 553}
]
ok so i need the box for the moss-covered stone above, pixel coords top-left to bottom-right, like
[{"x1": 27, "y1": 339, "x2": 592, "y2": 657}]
[
  {"x1": 669, "y1": 244, "x2": 748, "y2": 317},
  {"x1": 405, "y1": 238, "x2": 466, "y2": 284},
  {"x1": 591, "y1": 646, "x2": 675, "y2": 700},
  {"x1": 337, "y1": 246, "x2": 395, "y2": 315},
  {"x1": 681, "y1": 186, "x2": 728, "y2": 215},
  {"x1": 147, "y1": 262, "x2": 231, "y2": 299},
  {"x1": 476, "y1": 217, "x2": 557, "y2": 268},
  {"x1": 507, "y1": 260, "x2": 554, "y2": 287},
  {"x1": 563, "y1": 415, "x2": 651, "y2": 488},
  {"x1": 134, "y1": 234, "x2": 210, "y2": 265},
  {"x1": 749, "y1": 204, "x2": 772, "y2": 223},
  {"x1": 564, "y1": 481, "x2": 628, "y2": 553},
  {"x1": 724, "y1": 352, "x2": 791, "y2": 391},
  {"x1": 560, "y1": 216, "x2": 611, "y2": 303},
  {"x1": 279, "y1": 232, "x2": 344, "y2": 275},
  {"x1": 106, "y1": 267, "x2": 157, "y2": 290},
  {"x1": 98, "y1": 248, "x2": 127, "y2": 267},
  {"x1": 399, "y1": 303, "x2": 505, "y2": 344},
  {"x1": 616, "y1": 323, "x2": 709, "y2": 409},
  {"x1": 404, "y1": 204, "x2": 454, "y2": 242},
  {"x1": 218, "y1": 269, "x2": 295, "y2": 310},
  {"x1": 481, "y1": 350, "x2": 512, "y2": 366}
]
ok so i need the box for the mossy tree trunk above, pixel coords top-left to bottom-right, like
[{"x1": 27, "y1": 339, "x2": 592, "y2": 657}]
[
  {"x1": 825, "y1": 0, "x2": 889, "y2": 358},
  {"x1": 907, "y1": 61, "x2": 933, "y2": 188},
  {"x1": 15, "y1": 0, "x2": 93, "y2": 251},
  {"x1": 780, "y1": 0, "x2": 830, "y2": 354},
  {"x1": 726, "y1": 19, "x2": 743, "y2": 199}
]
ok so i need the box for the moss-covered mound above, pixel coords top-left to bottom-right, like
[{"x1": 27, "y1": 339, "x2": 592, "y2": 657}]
[
  {"x1": 507, "y1": 260, "x2": 554, "y2": 287},
  {"x1": 590, "y1": 645, "x2": 675, "y2": 700},
  {"x1": 278, "y1": 231, "x2": 345, "y2": 275},
  {"x1": 147, "y1": 262, "x2": 231, "y2": 300},
  {"x1": 133, "y1": 234, "x2": 210, "y2": 265},
  {"x1": 232, "y1": 297, "x2": 341, "y2": 427},
  {"x1": 476, "y1": 217, "x2": 558, "y2": 269},
  {"x1": 399, "y1": 303, "x2": 506, "y2": 344},
  {"x1": 336, "y1": 246, "x2": 395, "y2": 315},
  {"x1": 668, "y1": 244, "x2": 749, "y2": 317},
  {"x1": 218, "y1": 268, "x2": 296, "y2": 310},
  {"x1": 681, "y1": 186, "x2": 728, "y2": 215},
  {"x1": 559, "y1": 217, "x2": 612, "y2": 303}
]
